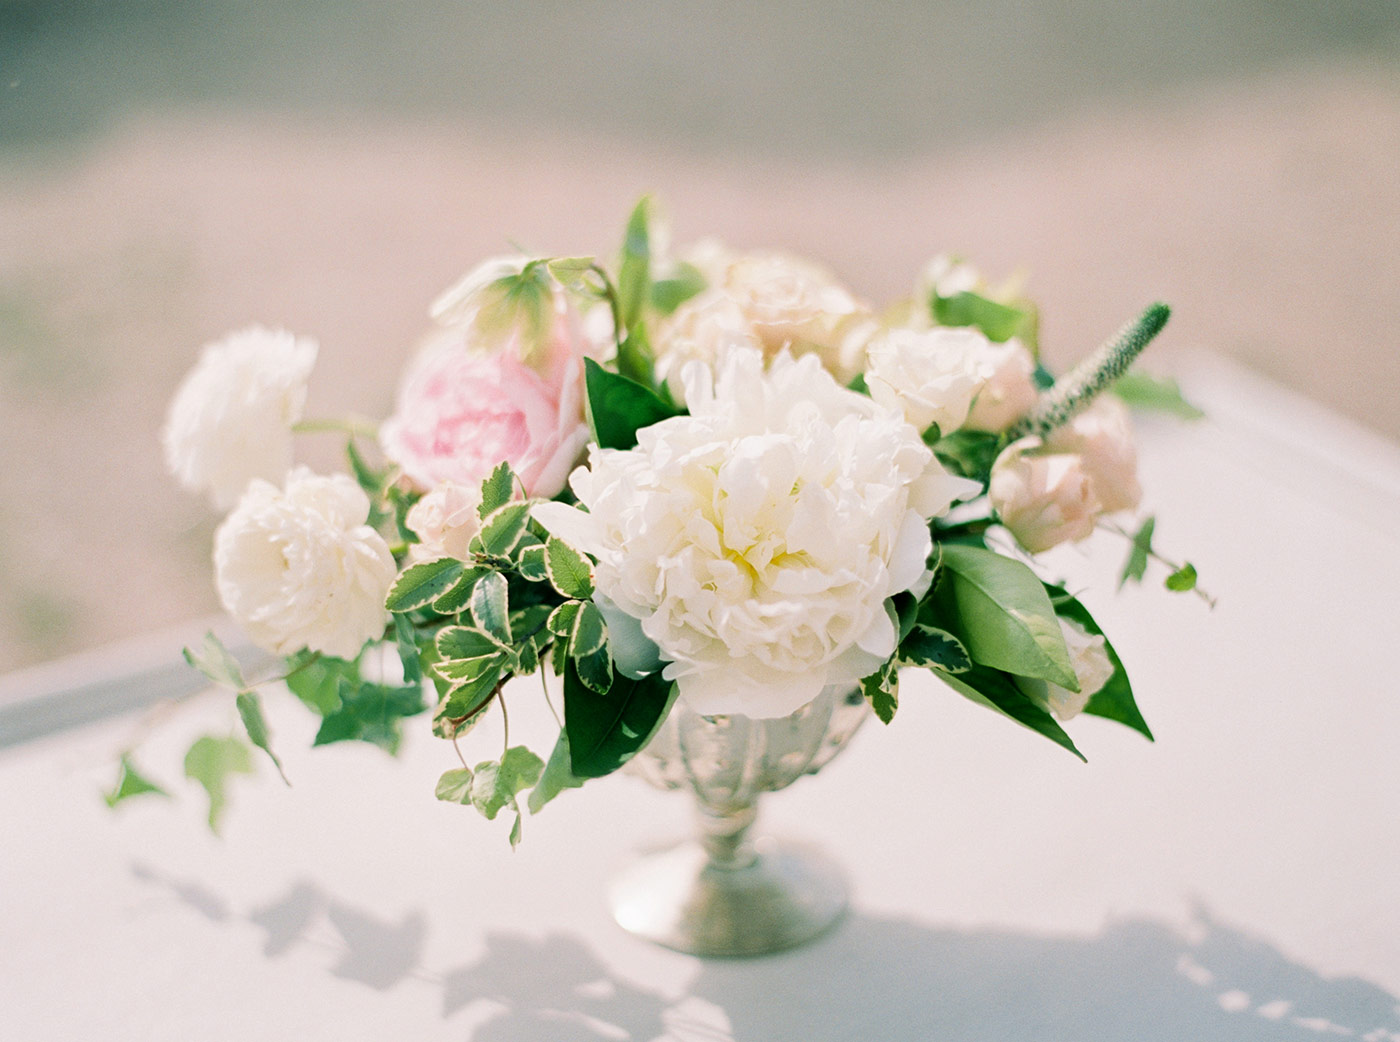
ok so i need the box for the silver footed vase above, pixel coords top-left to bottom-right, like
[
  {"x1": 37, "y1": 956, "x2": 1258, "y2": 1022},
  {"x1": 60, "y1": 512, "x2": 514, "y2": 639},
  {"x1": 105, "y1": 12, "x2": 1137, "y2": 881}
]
[{"x1": 610, "y1": 684, "x2": 872, "y2": 957}]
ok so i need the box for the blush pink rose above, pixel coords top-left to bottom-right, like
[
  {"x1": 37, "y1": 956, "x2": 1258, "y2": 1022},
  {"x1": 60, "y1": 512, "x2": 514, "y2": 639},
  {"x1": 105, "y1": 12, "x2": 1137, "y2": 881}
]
[{"x1": 380, "y1": 314, "x2": 592, "y2": 499}]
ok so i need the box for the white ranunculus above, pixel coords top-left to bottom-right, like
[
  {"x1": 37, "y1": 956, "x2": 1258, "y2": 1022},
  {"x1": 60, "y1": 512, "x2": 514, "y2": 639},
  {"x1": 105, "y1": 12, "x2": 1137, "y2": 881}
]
[
  {"x1": 162, "y1": 326, "x2": 317, "y2": 509},
  {"x1": 1038, "y1": 618, "x2": 1115, "y2": 720},
  {"x1": 534, "y1": 348, "x2": 979, "y2": 719},
  {"x1": 964, "y1": 338, "x2": 1039, "y2": 433},
  {"x1": 1046, "y1": 396, "x2": 1142, "y2": 514},
  {"x1": 405, "y1": 481, "x2": 483, "y2": 563},
  {"x1": 864, "y1": 326, "x2": 996, "y2": 435},
  {"x1": 214, "y1": 467, "x2": 396, "y2": 660}
]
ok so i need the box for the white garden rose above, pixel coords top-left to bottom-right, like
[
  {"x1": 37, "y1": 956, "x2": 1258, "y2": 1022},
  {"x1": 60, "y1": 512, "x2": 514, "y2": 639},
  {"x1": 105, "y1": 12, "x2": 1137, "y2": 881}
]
[
  {"x1": 964, "y1": 338, "x2": 1039, "y2": 433},
  {"x1": 1045, "y1": 396, "x2": 1142, "y2": 514},
  {"x1": 864, "y1": 326, "x2": 996, "y2": 435},
  {"x1": 652, "y1": 290, "x2": 763, "y2": 402},
  {"x1": 1035, "y1": 618, "x2": 1115, "y2": 721},
  {"x1": 214, "y1": 467, "x2": 396, "y2": 660},
  {"x1": 162, "y1": 326, "x2": 317, "y2": 508},
  {"x1": 988, "y1": 439, "x2": 1099, "y2": 553},
  {"x1": 534, "y1": 348, "x2": 979, "y2": 719},
  {"x1": 405, "y1": 481, "x2": 483, "y2": 564}
]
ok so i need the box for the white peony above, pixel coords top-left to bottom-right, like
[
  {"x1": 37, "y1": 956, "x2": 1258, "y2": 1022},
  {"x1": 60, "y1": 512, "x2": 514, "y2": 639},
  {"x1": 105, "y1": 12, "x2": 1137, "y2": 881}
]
[
  {"x1": 864, "y1": 326, "x2": 996, "y2": 435},
  {"x1": 405, "y1": 481, "x2": 484, "y2": 564},
  {"x1": 964, "y1": 338, "x2": 1039, "y2": 433},
  {"x1": 1036, "y1": 618, "x2": 1115, "y2": 721},
  {"x1": 534, "y1": 349, "x2": 979, "y2": 719},
  {"x1": 214, "y1": 467, "x2": 396, "y2": 660},
  {"x1": 162, "y1": 326, "x2": 317, "y2": 509}
]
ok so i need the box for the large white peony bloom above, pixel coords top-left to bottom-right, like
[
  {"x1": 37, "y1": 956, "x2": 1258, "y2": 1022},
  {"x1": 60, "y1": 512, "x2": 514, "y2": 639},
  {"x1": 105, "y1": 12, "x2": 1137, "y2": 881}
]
[
  {"x1": 162, "y1": 326, "x2": 317, "y2": 509},
  {"x1": 214, "y1": 468, "x2": 396, "y2": 660},
  {"x1": 534, "y1": 349, "x2": 980, "y2": 719}
]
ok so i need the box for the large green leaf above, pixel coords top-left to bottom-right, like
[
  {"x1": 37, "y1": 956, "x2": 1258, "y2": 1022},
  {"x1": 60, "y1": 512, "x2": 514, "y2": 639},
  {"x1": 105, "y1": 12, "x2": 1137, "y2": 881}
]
[
  {"x1": 934, "y1": 544, "x2": 1077, "y2": 689},
  {"x1": 183, "y1": 734, "x2": 255, "y2": 832},
  {"x1": 564, "y1": 663, "x2": 678, "y2": 779},
  {"x1": 933, "y1": 291, "x2": 1027, "y2": 343},
  {"x1": 1046, "y1": 584, "x2": 1153, "y2": 741},
  {"x1": 527, "y1": 729, "x2": 588, "y2": 813},
  {"x1": 936, "y1": 665, "x2": 1086, "y2": 762},
  {"x1": 584, "y1": 357, "x2": 681, "y2": 451}
]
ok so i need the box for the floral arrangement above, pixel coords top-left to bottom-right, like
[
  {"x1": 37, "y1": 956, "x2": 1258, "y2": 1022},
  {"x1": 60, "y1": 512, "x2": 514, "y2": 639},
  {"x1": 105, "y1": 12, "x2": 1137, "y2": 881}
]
[{"x1": 123, "y1": 200, "x2": 1205, "y2": 840}]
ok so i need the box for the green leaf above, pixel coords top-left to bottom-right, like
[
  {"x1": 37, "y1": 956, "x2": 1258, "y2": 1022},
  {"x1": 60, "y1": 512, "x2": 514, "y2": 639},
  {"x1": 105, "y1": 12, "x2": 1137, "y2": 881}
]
[
  {"x1": 435, "y1": 767, "x2": 474, "y2": 803},
  {"x1": 103, "y1": 754, "x2": 169, "y2": 808},
  {"x1": 932, "y1": 428, "x2": 1003, "y2": 483},
  {"x1": 469, "y1": 571, "x2": 511, "y2": 643},
  {"x1": 312, "y1": 681, "x2": 426, "y2": 754},
  {"x1": 1119, "y1": 515, "x2": 1156, "y2": 588},
  {"x1": 182, "y1": 632, "x2": 248, "y2": 691},
  {"x1": 235, "y1": 691, "x2": 288, "y2": 785},
  {"x1": 284, "y1": 655, "x2": 347, "y2": 716},
  {"x1": 564, "y1": 663, "x2": 679, "y2": 779},
  {"x1": 936, "y1": 665, "x2": 1086, "y2": 761},
  {"x1": 933, "y1": 291, "x2": 1027, "y2": 343},
  {"x1": 574, "y1": 645, "x2": 612, "y2": 694},
  {"x1": 650, "y1": 261, "x2": 707, "y2": 315},
  {"x1": 569, "y1": 601, "x2": 607, "y2": 658},
  {"x1": 432, "y1": 672, "x2": 500, "y2": 738},
  {"x1": 545, "y1": 536, "x2": 594, "y2": 599},
  {"x1": 514, "y1": 637, "x2": 540, "y2": 676},
  {"x1": 509, "y1": 813, "x2": 524, "y2": 849},
  {"x1": 1166, "y1": 562, "x2": 1198, "y2": 592},
  {"x1": 1047, "y1": 585, "x2": 1153, "y2": 741},
  {"x1": 892, "y1": 591, "x2": 920, "y2": 643},
  {"x1": 547, "y1": 601, "x2": 581, "y2": 638},
  {"x1": 470, "y1": 745, "x2": 546, "y2": 821},
  {"x1": 183, "y1": 734, "x2": 255, "y2": 832},
  {"x1": 386, "y1": 557, "x2": 465, "y2": 612},
  {"x1": 584, "y1": 357, "x2": 681, "y2": 452},
  {"x1": 477, "y1": 502, "x2": 532, "y2": 558},
  {"x1": 392, "y1": 614, "x2": 423, "y2": 685},
  {"x1": 527, "y1": 729, "x2": 587, "y2": 813},
  {"x1": 900, "y1": 624, "x2": 971, "y2": 673},
  {"x1": 518, "y1": 543, "x2": 548, "y2": 582},
  {"x1": 479, "y1": 462, "x2": 515, "y2": 518},
  {"x1": 617, "y1": 196, "x2": 652, "y2": 332},
  {"x1": 935, "y1": 544, "x2": 1077, "y2": 689},
  {"x1": 436, "y1": 624, "x2": 503, "y2": 662},
  {"x1": 509, "y1": 603, "x2": 554, "y2": 643},
  {"x1": 434, "y1": 652, "x2": 505, "y2": 687},
  {"x1": 1112, "y1": 369, "x2": 1205, "y2": 419},
  {"x1": 860, "y1": 662, "x2": 898, "y2": 724},
  {"x1": 431, "y1": 567, "x2": 484, "y2": 615}
]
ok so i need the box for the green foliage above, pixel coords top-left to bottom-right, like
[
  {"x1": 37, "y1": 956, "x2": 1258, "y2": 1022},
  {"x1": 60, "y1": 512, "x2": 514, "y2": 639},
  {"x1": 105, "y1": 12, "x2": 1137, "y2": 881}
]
[
  {"x1": 583, "y1": 357, "x2": 682, "y2": 451},
  {"x1": 478, "y1": 461, "x2": 516, "y2": 518},
  {"x1": 1047, "y1": 584, "x2": 1153, "y2": 741},
  {"x1": 861, "y1": 661, "x2": 899, "y2": 724},
  {"x1": 476, "y1": 502, "x2": 532, "y2": 559},
  {"x1": 545, "y1": 537, "x2": 594, "y2": 599},
  {"x1": 469, "y1": 571, "x2": 511, "y2": 643},
  {"x1": 1120, "y1": 515, "x2": 1156, "y2": 588},
  {"x1": 184, "y1": 734, "x2": 255, "y2": 832},
  {"x1": 438, "y1": 747, "x2": 545, "y2": 850},
  {"x1": 517, "y1": 544, "x2": 548, "y2": 582},
  {"x1": 936, "y1": 665, "x2": 1086, "y2": 762},
  {"x1": 235, "y1": 691, "x2": 288, "y2": 785},
  {"x1": 650, "y1": 261, "x2": 706, "y2": 315},
  {"x1": 103, "y1": 754, "x2": 169, "y2": 808},
  {"x1": 899, "y1": 624, "x2": 971, "y2": 673},
  {"x1": 392, "y1": 614, "x2": 423, "y2": 685},
  {"x1": 1166, "y1": 562, "x2": 1198, "y2": 592},
  {"x1": 312, "y1": 681, "x2": 425, "y2": 754},
  {"x1": 386, "y1": 558, "x2": 465, "y2": 612},
  {"x1": 1113, "y1": 370, "x2": 1205, "y2": 419},
  {"x1": 527, "y1": 729, "x2": 588, "y2": 813},
  {"x1": 564, "y1": 663, "x2": 678, "y2": 779},
  {"x1": 932, "y1": 429, "x2": 1004, "y2": 484},
  {"x1": 933, "y1": 544, "x2": 1077, "y2": 689},
  {"x1": 434, "y1": 766, "x2": 474, "y2": 803},
  {"x1": 617, "y1": 196, "x2": 652, "y2": 333},
  {"x1": 933, "y1": 291, "x2": 1028, "y2": 343},
  {"x1": 182, "y1": 632, "x2": 248, "y2": 691}
]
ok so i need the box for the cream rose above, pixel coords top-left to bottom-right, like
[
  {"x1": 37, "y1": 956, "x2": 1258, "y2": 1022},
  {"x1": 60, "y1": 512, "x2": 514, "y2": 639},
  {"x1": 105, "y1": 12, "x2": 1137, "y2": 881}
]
[
  {"x1": 964, "y1": 338, "x2": 1039, "y2": 433},
  {"x1": 1030, "y1": 618, "x2": 1115, "y2": 721},
  {"x1": 864, "y1": 326, "x2": 996, "y2": 435},
  {"x1": 1046, "y1": 396, "x2": 1142, "y2": 513},
  {"x1": 405, "y1": 482, "x2": 484, "y2": 563},
  {"x1": 534, "y1": 348, "x2": 979, "y2": 719},
  {"x1": 214, "y1": 468, "x2": 396, "y2": 660},
  {"x1": 162, "y1": 326, "x2": 317, "y2": 509}
]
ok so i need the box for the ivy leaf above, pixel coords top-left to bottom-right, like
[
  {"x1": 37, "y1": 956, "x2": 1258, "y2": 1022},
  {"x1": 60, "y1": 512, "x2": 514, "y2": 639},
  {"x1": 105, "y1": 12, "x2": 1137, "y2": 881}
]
[
  {"x1": 184, "y1": 734, "x2": 255, "y2": 832},
  {"x1": 478, "y1": 461, "x2": 515, "y2": 518},
  {"x1": 860, "y1": 661, "x2": 899, "y2": 724},
  {"x1": 182, "y1": 632, "x2": 247, "y2": 691},
  {"x1": 564, "y1": 663, "x2": 679, "y2": 779},
  {"x1": 1166, "y1": 562, "x2": 1198, "y2": 592},
  {"x1": 933, "y1": 291, "x2": 1027, "y2": 343},
  {"x1": 900, "y1": 624, "x2": 971, "y2": 673},
  {"x1": 545, "y1": 536, "x2": 594, "y2": 599},
  {"x1": 469, "y1": 571, "x2": 511, "y2": 644},
  {"x1": 1119, "y1": 515, "x2": 1156, "y2": 588},
  {"x1": 1047, "y1": 584, "x2": 1153, "y2": 741},
  {"x1": 312, "y1": 681, "x2": 426, "y2": 754},
  {"x1": 235, "y1": 691, "x2": 288, "y2": 785},
  {"x1": 935, "y1": 665, "x2": 1086, "y2": 762},
  {"x1": 470, "y1": 746, "x2": 546, "y2": 822},
  {"x1": 935, "y1": 544, "x2": 1077, "y2": 689},
  {"x1": 1112, "y1": 370, "x2": 1205, "y2": 420},
  {"x1": 284, "y1": 655, "x2": 347, "y2": 716},
  {"x1": 584, "y1": 357, "x2": 681, "y2": 452},
  {"x1": 527, "y1": 729, "x2": 587, "y2": 814},
  {"x1": 386, "y1": 557, "x2": 465, "y2": 612},
  {"x1": 103, "y1": 754, "x2": 169, "y2": 808},
  {"x1": 435, "y1": 766, "x2": 474, "y2": 804}
]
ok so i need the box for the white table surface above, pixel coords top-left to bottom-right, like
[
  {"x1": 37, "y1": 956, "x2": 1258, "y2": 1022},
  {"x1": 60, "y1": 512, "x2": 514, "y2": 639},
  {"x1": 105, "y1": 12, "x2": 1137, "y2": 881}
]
[{"x1": 3, "y1": 353, "x2": 1398, "y2": 1041}]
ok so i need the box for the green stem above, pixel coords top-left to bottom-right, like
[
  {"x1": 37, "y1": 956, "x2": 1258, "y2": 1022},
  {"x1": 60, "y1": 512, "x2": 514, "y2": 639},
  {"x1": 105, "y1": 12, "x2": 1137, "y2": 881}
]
[{"x1": 293, "y1": 416, "x2": 380, "y2": 439}]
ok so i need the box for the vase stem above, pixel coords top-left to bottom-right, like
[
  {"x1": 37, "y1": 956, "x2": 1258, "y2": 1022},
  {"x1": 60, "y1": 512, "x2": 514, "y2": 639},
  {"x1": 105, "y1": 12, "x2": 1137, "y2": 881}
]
[{"x1": 697, "y1": 801, "x2": 758, "y2": 869}]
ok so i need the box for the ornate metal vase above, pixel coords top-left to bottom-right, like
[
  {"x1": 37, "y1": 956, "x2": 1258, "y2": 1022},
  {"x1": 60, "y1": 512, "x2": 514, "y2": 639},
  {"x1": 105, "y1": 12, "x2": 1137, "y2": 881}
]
[{"x1": 609, "y1": 684, "x2": 871, "y2": 957}]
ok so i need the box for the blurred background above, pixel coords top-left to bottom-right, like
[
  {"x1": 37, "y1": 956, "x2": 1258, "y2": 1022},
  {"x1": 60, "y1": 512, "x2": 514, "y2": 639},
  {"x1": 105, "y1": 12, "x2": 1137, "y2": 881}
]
[{"x1": 1, "y1": 0, "x2": 1397, "y2": 674}]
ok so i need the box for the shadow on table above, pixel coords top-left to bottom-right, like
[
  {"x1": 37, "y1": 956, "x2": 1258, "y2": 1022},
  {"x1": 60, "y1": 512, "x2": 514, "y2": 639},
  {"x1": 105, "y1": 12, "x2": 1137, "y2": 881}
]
[{"x1": 132, "y1": 863, "x2": 1400, "y2": 1042}]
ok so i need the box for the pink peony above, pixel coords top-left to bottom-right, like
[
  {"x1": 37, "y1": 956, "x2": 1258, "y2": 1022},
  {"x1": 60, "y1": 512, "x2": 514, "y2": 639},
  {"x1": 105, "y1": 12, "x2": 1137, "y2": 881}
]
[{"x1": 380, "y1": 314, "x2": 592, "y2": 500}]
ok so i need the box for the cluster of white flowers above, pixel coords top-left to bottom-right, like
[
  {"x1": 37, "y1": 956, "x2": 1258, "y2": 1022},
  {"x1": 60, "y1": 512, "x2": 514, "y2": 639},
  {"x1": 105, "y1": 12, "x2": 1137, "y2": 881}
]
[{"x1": 536, "y1": 349, "x2": 980, "y2": 718}]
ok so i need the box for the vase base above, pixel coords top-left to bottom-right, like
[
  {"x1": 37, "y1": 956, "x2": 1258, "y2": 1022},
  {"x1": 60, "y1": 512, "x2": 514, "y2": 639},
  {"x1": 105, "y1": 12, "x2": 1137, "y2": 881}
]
[{"x1": 609, "y1": 836, "x2": 848, "y2": 957}]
